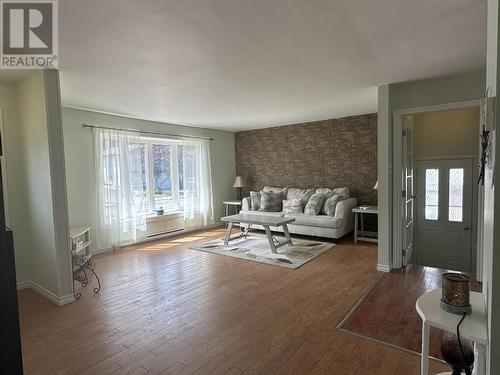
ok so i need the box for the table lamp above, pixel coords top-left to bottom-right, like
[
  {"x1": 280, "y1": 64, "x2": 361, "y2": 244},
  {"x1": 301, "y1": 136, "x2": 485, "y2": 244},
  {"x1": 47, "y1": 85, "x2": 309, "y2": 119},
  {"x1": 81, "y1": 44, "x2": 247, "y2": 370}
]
[
  {"x1": 233, "y1": 176, "x2": 244, "y2": 200},
  {"x1": 441, "y1": 273, "x2": 472, "y2": 315}
]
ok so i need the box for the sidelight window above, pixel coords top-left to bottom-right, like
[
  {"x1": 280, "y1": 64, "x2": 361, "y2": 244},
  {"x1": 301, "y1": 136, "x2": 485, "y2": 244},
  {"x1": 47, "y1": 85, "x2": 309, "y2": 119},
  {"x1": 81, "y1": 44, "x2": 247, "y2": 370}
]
[
  {"x1": 448, "y1": 168, "x2": 464, "y2": 222},
  {"x1": 425, "y1": 168, "x2": 439, "y2": 220}
]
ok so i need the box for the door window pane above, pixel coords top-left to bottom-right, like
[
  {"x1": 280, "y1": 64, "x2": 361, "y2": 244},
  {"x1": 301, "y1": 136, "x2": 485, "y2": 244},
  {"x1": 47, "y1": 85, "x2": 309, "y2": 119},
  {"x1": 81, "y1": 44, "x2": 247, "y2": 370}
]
[
  {"x1": 448, "y1": 168, "x2": 464, "y2": 222},
  {"x1": 425, "y1": 169, "x2": 439, "y2": 220},
  {"x1": 152, "y1": 144, "x2": 173, "y2": 210}
]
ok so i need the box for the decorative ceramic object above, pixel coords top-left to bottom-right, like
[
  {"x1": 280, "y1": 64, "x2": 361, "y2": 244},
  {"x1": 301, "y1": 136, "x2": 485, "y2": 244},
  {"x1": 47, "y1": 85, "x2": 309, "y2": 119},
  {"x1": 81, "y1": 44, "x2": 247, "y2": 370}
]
[{"x1": 441, "y1": 332, "x2": 474, "y2": 375}]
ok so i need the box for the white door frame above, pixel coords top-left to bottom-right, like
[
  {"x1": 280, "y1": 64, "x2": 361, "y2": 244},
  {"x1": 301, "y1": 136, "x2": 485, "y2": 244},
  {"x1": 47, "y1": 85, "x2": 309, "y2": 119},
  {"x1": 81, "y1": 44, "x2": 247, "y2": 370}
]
[{"x1": 392, "y1": 99, "x2": 482, "y2": 274}]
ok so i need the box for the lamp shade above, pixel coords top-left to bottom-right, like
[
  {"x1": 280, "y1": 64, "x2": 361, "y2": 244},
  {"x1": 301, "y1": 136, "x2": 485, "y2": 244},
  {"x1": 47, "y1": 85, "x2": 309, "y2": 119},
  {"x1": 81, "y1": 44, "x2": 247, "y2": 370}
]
[
  {"x1": 373, "y1": 180, "x2": 378, "y2": 190},
  {"x1": 233, "y1": 176, "x2": 244, "y2": 188}
]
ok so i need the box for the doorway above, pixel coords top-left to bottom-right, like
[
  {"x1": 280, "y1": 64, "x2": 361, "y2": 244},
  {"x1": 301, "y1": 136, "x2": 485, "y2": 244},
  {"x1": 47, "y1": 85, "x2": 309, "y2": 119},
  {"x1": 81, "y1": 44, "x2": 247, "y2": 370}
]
[{"x1": 392, "y1": 102, "x2": 481, "y2": 275}]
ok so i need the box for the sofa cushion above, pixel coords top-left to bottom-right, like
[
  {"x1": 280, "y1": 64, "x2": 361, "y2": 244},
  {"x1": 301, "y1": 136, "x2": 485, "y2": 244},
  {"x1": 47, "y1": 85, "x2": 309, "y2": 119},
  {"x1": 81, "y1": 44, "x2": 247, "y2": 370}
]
[
  {"x1": 323, "y1": 194, "x2": 344, "y2": 216},
  {"x1": 316, "y1": 187, "x2": 335, "y2": 198},
  {"x1": 333, "y1": 187, "x2": 350, "y2": 198},
  {"x1": 304, "y1": 193, "x2": 325, "y2": 215},
  {"x1": 249, "y1": 191, "x2": 261, "y2": 211},
  {"x1": 262, "y1": 186, "x2": 288, "y2": 199},
  {"x1": 316, "y1": 187, "x2": 350, "y2": 214},
  {"x1": 287, "y1": 188, "x2": 314, "y2": 206},
  {"x1": 282, "y1": 198, "x2": 302, "y2": 214},
  {"x1": 284, "y1": 213, "x2": 342, "y2": 228},
  {"x1": 259, "y1": 191, "x2": 283, "y2": 212}
]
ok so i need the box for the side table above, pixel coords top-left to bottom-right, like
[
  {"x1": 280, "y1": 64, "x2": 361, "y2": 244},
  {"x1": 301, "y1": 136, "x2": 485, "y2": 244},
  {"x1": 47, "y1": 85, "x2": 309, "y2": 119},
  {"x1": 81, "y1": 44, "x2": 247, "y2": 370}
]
[
  {"x1": 352, "y1": 205, "x2": 378, "y2": 243},
  {"x1": 223, "y1": 201, "x2": 242, "y2": 227},
  {"x1": 416, "y1": 288, "x2": 487, "y2": 375}
]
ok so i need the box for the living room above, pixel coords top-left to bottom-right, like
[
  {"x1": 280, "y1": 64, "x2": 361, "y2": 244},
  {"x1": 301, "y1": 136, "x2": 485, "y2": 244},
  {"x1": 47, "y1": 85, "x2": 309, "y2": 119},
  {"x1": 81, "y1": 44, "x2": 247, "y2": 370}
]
[{"x1": 0, "y1": 1, "x2": 498, "y2": 375}]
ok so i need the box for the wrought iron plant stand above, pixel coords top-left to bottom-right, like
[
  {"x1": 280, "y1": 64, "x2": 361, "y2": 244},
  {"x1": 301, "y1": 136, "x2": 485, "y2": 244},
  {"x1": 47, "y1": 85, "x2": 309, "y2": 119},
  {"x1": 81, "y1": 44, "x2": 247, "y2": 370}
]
[{"x1": 72, "y1": 252, "x2": 101, "y2": 299}]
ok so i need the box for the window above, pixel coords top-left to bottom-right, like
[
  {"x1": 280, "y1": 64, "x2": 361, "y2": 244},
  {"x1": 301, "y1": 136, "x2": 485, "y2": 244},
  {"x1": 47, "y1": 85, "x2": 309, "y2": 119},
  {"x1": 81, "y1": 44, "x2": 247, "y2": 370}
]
[
  {"x1": 425, "y1": 168, "x2": 439, "y2": 220},
  {"x1": 137, "y1": 138, "x2": 184, "y2": 214},
  {"x1": 151, "y1": 144, "x2": 173, "y2": 210},
  {"x1": 448, "y1": 168, "x2": 464, "y2": 222}
]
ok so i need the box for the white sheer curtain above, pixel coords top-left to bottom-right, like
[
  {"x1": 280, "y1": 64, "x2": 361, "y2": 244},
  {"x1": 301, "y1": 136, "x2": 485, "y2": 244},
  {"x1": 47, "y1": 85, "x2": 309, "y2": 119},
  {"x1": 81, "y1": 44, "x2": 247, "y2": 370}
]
[
  {"x1": 182, "y1": 139, "x2": 214, "y2": 229},
  {"x1": 93, "y1": 128, "x2": 147, "y2": 249}
]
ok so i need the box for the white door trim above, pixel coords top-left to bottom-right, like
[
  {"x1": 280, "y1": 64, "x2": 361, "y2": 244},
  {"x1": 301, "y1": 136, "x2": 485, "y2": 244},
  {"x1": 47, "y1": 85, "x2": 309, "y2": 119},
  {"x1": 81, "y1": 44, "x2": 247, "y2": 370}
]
[{"x1": 392, "y1": 99, "x2": 481, "y2": 270}]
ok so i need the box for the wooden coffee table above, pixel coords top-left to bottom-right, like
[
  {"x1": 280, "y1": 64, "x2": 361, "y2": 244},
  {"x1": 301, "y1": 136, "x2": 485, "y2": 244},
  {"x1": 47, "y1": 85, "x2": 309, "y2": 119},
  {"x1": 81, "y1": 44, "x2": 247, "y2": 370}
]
[{"x1": 221, "y1": 213, "x2": 295, "y2": 253}]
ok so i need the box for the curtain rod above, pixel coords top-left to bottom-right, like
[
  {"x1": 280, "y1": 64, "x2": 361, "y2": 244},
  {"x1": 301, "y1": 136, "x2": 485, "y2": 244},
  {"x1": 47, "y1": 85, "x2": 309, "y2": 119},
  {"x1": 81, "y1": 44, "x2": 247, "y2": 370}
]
[{"x1": 81, "y1": 123, "x2": 214, "y2": 141}]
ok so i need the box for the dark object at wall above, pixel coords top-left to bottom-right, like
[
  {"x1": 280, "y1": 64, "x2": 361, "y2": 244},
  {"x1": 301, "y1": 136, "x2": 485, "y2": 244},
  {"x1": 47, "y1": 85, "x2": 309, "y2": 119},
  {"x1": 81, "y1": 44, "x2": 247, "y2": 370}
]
[
  {"x1": 477, "y1": 124, "x2": 490, "y2": 185},
  {"x1": 0, "y1": 132, "x2": 23, "y2": 373}
]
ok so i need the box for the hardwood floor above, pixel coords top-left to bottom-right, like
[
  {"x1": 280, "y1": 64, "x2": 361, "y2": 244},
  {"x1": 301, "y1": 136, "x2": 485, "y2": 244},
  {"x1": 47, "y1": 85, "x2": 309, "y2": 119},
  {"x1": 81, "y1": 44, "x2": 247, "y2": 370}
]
[
  {"x1": 18, "y1": 228, "x2": 448, "y2": 374},
  {"x1": 340, "y1": 264, "x2": 482, "y2": 359}
]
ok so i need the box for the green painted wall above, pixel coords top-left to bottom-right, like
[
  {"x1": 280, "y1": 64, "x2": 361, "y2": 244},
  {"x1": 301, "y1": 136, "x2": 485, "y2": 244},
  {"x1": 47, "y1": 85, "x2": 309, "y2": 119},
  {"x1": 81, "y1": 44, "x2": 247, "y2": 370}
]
[
  {"x1": 0, "y1": 71, "x2": 72, "y2": 301},
  {"x1": 0, "y1": 81, "x2": 29, "y2": 282},
  {"x1": 62, "y1": 108, "x2": 236, "y2": 249},
  {"x1": 377, "y1": 70, "x2": 485, "y2": 270},
  {"x1": 377, "y1": 85, "x2": 391, "y2": 270}
]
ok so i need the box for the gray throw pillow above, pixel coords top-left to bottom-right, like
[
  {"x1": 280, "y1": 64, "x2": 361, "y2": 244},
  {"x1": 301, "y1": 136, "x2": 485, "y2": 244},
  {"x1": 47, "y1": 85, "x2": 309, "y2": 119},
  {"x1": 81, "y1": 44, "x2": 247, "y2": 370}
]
[
  {"x1": 287, "y1": 188, "x2": 315, "y2": 207},
  {"x1": 259, "y1": 191, "x2": 283, "y2": 212},
  {"x1": 323, "y1": 194, "x2": 343, "y2": 216},
  {"x1": 282, "y1": 199, "x2": 302, "y2": 214},
  {"x1": 317, "y1": 187, "x2": 350, "y2": 214},
  {"x1": 304, "y1": 193, "x2": 325, "y2": 215},
  {"x1": 249, "y1": 191, "x2": 261, "y2": 211}
]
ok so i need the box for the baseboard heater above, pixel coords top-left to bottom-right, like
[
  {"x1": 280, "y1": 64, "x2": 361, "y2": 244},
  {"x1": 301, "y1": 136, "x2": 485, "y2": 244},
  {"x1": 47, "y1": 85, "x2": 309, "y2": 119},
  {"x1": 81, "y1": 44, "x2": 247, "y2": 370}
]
[{"x1": 147, "y1": 227, "x2": 184, "y2": 238}]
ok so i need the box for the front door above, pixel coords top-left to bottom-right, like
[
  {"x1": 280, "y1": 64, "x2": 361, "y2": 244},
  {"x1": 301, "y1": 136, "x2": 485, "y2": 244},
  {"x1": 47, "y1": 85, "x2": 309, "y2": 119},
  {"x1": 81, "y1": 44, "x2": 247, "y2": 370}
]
[{"x1": 416, "y1": 158, "x2": 473, "y2": 272}]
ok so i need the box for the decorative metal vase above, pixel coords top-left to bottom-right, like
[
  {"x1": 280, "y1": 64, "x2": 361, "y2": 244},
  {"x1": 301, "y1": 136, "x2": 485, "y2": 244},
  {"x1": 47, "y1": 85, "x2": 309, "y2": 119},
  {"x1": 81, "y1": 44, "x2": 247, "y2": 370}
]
[
  {"x1": 441, "y1": 332, "x2": 474, "y2": 375},
  {"x1": 441, "y1": 273, "x2": 472, "y2": 315}
]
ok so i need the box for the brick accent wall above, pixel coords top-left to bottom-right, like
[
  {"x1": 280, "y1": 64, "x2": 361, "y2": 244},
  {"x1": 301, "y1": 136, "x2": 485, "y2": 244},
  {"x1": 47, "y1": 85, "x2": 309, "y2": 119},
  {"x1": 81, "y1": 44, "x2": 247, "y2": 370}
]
[{"x1": 235, "y1": 114, "x2": 377, "y2": 205}]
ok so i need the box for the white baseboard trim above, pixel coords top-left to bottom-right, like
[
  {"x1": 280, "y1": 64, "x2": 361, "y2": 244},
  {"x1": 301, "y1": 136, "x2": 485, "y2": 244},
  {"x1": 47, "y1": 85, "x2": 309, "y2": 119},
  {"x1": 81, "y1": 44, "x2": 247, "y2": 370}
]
[
  {"x1": 377, "y1": 264, "x2": 391, "y2": 273},
  {"x1": 58, "y1": 293, "x2": 76, "y2": 306},
  {"x1": 17, "y1": 280, "x2": 75, "y2": 306},
  {"x1": 27, "y1": 281, "x2": 59, "y2": 304},
  {"x1": 90, "y1": 246, "x2": 114, "y2": 256},
  {"x1": 90, "y1": 223, "x2": 225, "y2": 254},
  {"x1": 16, "y1": 280, "x2": 31, "y2": 290}
]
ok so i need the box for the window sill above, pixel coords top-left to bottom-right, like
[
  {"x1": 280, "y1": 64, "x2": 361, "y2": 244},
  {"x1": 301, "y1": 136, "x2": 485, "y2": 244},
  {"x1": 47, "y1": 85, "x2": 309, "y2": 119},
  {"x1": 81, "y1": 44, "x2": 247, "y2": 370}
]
[{"x1": 146, "y1": 211, "x2": 184, "y2": 222}]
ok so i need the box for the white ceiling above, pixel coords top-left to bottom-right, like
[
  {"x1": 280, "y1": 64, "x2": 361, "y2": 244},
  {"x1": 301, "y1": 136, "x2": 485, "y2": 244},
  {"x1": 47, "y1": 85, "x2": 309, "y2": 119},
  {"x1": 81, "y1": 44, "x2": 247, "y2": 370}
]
[{"x1": 59, "y1": 0, "x2": 486, "y2": 131}]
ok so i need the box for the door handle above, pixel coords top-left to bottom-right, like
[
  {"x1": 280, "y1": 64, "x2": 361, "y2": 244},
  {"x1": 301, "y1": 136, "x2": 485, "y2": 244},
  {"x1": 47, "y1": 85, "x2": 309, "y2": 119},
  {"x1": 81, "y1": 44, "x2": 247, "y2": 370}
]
[{"x1": 464, "y1": 227, "x2": 470, "y2": 231}]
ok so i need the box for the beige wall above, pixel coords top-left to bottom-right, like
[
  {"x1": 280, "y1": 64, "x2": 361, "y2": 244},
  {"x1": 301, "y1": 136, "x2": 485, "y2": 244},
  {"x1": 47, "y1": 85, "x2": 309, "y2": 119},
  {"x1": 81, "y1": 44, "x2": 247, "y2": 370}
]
[{"x1": 413, "y1": 107, "x2": 479, "y2": 158}]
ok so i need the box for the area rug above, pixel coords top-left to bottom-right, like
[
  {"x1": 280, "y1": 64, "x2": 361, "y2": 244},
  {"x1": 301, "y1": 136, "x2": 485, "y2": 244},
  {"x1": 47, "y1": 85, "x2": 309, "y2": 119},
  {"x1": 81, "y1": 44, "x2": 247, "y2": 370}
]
[
  {"x1": 189, "y1": 234, "x2": 335, "y2": 269},
  {"x1": 337, "y1": 265, "x2": 482, "y2": 360}
]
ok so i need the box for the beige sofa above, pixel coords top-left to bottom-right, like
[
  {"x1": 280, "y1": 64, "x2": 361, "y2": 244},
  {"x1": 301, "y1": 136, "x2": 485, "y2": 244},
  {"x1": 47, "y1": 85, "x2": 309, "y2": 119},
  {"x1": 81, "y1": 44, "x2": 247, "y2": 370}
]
[{"x1": 240, "y1": 186, "x2": 358, "y2": 240}]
